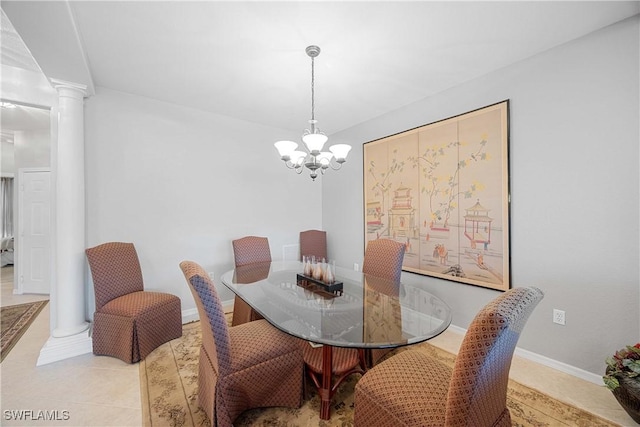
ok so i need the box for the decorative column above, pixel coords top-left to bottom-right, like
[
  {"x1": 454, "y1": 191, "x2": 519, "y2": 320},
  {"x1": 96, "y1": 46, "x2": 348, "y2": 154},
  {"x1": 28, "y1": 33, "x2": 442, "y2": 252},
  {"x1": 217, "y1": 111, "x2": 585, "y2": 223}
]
[{"x1": 37, "y1": 79, "x2": 91, "y2": 365}]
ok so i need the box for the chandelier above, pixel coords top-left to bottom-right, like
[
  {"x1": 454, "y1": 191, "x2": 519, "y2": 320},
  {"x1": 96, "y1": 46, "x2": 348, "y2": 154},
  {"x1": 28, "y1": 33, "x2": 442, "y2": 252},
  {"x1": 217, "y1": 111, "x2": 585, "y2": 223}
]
[{"x1": 274, "y1": 45, "x2": 351, "y2": 181}]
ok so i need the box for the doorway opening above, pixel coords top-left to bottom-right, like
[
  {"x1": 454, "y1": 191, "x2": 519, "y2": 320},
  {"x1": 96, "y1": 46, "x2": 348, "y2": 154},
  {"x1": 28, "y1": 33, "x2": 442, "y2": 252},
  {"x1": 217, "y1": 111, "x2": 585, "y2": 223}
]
[{"x1": 0, "y1": 101, "x2": 52, "y2": 298}]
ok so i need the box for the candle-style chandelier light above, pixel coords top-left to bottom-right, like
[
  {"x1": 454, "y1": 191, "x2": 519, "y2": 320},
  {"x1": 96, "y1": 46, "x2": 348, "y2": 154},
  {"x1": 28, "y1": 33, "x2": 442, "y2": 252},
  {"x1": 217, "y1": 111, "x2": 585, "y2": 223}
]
[{"x1": 274, "y1": 45, "x2": 351, "y2": 181}]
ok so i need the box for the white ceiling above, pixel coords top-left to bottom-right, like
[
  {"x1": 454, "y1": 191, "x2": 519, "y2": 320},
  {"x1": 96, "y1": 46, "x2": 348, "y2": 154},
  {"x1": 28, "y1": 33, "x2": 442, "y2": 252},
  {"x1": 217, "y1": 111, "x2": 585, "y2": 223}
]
[{"x1": 2, "y1": 1, "x2": 639, "y2": 139}]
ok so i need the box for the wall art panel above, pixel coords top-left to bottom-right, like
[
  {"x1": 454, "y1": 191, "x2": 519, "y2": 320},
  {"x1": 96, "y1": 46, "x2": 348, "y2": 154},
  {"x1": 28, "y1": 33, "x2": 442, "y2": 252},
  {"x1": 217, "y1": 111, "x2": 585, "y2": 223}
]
[{"x1": 364, "y1": 100, "x2": 510, "y2": 291}]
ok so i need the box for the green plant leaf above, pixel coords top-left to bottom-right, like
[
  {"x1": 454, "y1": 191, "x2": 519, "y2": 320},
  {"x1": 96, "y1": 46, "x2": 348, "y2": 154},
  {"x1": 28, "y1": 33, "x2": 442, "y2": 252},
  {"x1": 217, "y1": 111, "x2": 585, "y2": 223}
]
[
  {"x1": 623, "y1": 359, "x2": 640, "y2": 374},
  {"x1": 603, "y1": 376, "x2": 619, "y2": 391}
]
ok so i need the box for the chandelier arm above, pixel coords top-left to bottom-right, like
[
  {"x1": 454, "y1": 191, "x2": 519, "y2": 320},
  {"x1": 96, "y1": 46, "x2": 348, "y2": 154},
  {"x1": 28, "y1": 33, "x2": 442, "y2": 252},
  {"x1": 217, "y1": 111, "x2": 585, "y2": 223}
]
[{"x1": 329, "y1": 160, "x2": 344, "y2": 171}]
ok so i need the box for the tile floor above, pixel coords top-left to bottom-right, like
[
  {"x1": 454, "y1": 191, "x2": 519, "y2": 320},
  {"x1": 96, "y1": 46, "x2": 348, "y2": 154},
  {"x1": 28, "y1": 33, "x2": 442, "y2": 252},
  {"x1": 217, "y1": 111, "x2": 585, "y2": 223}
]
[
  {"x1": 1, "y1": 266, "x2": 141, "y2": 426},
  {"x1": 0, "y1": 265, "x2": 636, "y2": 426}
]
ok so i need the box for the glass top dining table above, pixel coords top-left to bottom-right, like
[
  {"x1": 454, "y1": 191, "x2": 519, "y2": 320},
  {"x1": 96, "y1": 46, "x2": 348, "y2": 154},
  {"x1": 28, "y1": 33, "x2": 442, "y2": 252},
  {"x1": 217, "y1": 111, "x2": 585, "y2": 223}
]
[
  {"x1": 220, "y1": 260, "x2": 452, "y2": 350},
  {"x1": 220, "y1": 260, "x2": 452, "y2": 420}
]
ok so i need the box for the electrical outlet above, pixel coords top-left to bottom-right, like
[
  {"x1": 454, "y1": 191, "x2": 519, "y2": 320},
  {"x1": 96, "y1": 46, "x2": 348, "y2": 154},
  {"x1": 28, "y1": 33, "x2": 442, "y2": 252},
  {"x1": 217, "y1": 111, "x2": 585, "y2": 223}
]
[
  {"x1": 208, "y1": 271, "x2": 215, "y2": 280},
  {"x1": 553, "y1": 309, "x2": 566, "y2": 325},
  {"x1": 353, "y1": 263, "x2": 359, "y2": 272}
]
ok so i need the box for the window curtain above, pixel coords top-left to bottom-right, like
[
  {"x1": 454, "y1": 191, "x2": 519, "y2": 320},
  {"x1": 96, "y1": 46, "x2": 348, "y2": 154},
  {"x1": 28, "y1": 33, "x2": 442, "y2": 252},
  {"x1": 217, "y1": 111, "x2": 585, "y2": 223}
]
[{"x1": 1, "y1": 177, "x2": 14, "y2": 238}]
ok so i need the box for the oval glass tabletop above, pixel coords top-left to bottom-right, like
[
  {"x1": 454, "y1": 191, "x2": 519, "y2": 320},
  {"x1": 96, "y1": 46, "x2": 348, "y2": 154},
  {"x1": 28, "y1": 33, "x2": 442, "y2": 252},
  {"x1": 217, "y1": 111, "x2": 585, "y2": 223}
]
[{"x1": 220, "y1": 260, "x2": 452, "y2": 349}]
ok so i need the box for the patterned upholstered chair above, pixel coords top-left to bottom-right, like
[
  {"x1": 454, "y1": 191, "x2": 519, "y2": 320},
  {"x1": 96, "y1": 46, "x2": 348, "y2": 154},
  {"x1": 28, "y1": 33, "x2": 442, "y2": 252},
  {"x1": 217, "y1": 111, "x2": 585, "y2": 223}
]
[
  {"x1": 300, "y1": 344, "x2": 363, "y2": 405},
  {"x1": 362, "y1": 238, "x2": 406, "y2": 283},
  {"x1": 299, "y1": 229, "x2": 327, "y2": 261},
  {"x1": 85, "y1": 242, "x2": 182, "y2": 364},
  {"x1": 230, "y1": 236, "x2": 271, "y2": 326},
  {"x1": 234, "y1": 261, "x2": 271, "y2": 284},
  {"x1": 298, "y1": 230, "x2": 363, "y2": 412},
  {"x1": 179, "y1": 261, "x2": 304, "y2": 427},
  {"x1": 354, "y1": 286, "x2": 544, "y2": 427},
  {"x1": 363, "y1": 274, "x2": 404, "y2": 365},
  {"x1": 362, "y1": 238, "x2": 406, "y2": 366}
]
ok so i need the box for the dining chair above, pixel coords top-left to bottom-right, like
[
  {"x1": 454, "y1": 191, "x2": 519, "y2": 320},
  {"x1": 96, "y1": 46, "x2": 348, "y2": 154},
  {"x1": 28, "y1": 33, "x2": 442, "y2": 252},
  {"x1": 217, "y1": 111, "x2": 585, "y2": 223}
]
[
  {"x1": 180, "y1": 261, "x2": 304, "y2": 427},
  {"x1": 363, "y1": 274, "x2": 404, "y2": 365},
  {"x1": 362, "y1": 238, "x2": 406, "y2": 283},
  {"x1": 300, "y1": 343, "x2": 364, "y2": 410},
  {"x1": 362, "y1": 238, "x2": 406, "y2": 365},
  {"x1": 298, "y1": 232, "x2": 364, "y2": 415},
  {"x1": 234, "y1": 261, "x2": 271, "y2": 284},
  {"x1": 354, "y1": 286, "x2": 544, "y2": 427},
  {"x1": 85, "y1": 242, "x2": 182, "y2": 363},
  {"x1": 230, "y1": 236, "x2": 271, "y2": 326},
  {"x1": 299, "y1": 229, "x2": 327, "y2": 261}
]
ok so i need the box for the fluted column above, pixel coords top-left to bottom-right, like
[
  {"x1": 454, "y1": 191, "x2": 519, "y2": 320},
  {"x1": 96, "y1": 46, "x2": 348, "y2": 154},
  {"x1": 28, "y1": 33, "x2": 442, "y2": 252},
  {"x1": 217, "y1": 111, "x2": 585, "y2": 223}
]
[{"x1": 37, "y1": 79, "x2": 91, "y2": 365}]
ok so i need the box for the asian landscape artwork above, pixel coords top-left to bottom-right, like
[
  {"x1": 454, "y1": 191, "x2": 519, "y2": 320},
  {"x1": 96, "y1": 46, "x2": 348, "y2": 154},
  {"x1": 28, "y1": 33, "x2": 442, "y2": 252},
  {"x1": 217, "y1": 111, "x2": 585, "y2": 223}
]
[{"x1": 364, "y1": 101, "x2": 510, "y2": 291}]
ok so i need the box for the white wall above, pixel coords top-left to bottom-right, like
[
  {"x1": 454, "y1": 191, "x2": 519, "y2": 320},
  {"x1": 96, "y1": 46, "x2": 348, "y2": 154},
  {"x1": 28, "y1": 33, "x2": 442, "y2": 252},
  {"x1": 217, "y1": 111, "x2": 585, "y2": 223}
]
[
  {"x1": 14, "y1": 129, "x2": 51, "y2": 169},
  {"x1": 84, "y1": 87, "x2": 322, "y2": 316},
  {"x1": 1, "y1": 142, "x2": 15, "y2": 174},
  {"x1": 323, "y1": 16, "x2": 639, "y2": 377}
]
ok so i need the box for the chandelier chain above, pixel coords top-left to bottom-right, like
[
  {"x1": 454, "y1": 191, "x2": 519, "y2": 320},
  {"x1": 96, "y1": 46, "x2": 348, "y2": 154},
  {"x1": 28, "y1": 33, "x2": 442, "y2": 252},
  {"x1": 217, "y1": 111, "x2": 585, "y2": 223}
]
[{"x1": 310, "y1": 55, "x2": 315, "y2": 122}]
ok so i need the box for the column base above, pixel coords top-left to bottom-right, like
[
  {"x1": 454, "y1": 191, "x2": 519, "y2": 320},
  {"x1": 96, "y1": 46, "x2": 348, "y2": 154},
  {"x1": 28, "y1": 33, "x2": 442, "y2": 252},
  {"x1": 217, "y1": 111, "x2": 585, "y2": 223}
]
[
  {"x1": 52, "y1": 321, "x2": 90, "y2": 338},
  {"x1": 36, "y1": 328, "x2": 92, "y2": 366}
]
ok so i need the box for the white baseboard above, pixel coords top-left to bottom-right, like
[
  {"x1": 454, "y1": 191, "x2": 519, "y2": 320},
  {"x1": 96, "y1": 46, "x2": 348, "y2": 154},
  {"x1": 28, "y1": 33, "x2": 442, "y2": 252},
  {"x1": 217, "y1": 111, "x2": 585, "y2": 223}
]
[
  {"x1": 181, "y1": 307, "x2": 199, "y2": 324},
  {"x1": 37, "y1": 330, "x2": 92, "y2": 366},
  {"x1": 447, "y1": 324, "x2": 602, "y2": 386},
  {"x1": 181, "y1": 301, "x2": 234, "y2": 325},
  {"x1": 514, "y1": 346, "x2": 603, "y2": 385},
  {"x1": 446, "y1": 323, "x2": 467, "y2": 336}
]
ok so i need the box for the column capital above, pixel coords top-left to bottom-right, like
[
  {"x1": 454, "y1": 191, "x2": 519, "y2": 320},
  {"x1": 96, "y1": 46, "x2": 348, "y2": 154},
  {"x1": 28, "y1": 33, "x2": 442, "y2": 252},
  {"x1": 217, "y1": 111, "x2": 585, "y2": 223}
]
[{"x1": 50, "y1": 78, "x2": 87, "y2": 98}]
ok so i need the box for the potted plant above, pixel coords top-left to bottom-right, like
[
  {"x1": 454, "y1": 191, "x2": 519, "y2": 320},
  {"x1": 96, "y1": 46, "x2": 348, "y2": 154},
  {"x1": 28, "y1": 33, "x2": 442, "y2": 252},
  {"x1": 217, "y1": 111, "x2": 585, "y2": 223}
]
[{"x1": 603, "y1": 343, "x2": 640, "y2": 424}]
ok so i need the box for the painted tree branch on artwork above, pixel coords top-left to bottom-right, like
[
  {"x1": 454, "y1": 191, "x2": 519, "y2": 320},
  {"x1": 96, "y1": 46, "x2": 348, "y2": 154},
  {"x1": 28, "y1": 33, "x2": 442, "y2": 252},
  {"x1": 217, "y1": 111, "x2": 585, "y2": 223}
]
[
  {"x1": 366, "y1": 150, "x2": 405, "y2": 233},
  {"x1": 409, "y1": 136, "x2": 489, "y2": 230}
]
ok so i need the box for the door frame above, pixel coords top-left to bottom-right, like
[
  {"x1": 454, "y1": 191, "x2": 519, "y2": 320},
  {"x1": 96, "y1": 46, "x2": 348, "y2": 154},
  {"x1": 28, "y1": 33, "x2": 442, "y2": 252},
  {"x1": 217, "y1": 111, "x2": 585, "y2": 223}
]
[{"x1": 16, "y1": 167, "x2": 52, "y2": 295}]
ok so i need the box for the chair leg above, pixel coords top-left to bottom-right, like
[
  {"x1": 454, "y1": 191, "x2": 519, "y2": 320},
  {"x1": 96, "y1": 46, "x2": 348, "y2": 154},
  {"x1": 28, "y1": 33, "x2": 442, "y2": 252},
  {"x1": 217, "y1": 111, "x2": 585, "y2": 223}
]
[
  {"x1": 302, "y1": 367, "x2": 309, "y2": 401},
  {"x1": 360, "y1": 348, "x2": 371, "y2": 370}
]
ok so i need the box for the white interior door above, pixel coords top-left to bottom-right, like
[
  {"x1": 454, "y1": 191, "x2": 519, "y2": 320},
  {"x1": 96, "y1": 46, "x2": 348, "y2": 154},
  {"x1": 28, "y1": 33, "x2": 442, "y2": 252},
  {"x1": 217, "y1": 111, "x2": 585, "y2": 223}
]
[{"x1": 18, "y1": 168, "x2": 51, "y2": 294}]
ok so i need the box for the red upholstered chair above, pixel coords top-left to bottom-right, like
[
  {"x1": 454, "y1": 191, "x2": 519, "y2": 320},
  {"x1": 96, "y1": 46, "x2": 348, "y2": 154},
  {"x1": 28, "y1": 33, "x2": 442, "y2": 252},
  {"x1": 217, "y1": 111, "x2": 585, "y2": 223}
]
[
  {"x1": 362, "y1": 238, "x2": 406, "y2": 365},
  {"x1": 232, "y1": 236, "x2": 272, "y2": 266},
  {"x1": 354, "y1": 286, "x2": 544, "y2": 427},
  {"x1": 362, "y1": 238, "x2": 406, "y2": 283},
  {"x1": 230, "y1": 236, "x2": 271, "y2": 326},
  {"x1": 234, "y1": 261, "x2": 271, "y2": 284},
  {"x1": 363, "y1": 274, "x2": 404, "y2": 367},
  {"x1": 85, "y1": 242, "x2": 182, "y2": 364},
  {"x1": 300, "y1": 343, "x2": 363, "y2": 407},
  {"x1": 299, "y1": 229, "x2": 327, "y2": 261},
  {"x1": 298, "y1": 230, "x2": 363, "y2": 412},
  {"x1": 180, "y1": 261, "x2": 304, "y2": 427}
]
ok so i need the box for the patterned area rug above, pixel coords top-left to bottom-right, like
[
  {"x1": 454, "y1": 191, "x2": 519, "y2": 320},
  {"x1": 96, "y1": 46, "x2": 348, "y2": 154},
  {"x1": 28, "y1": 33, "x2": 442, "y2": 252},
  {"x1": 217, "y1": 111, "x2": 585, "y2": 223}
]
[
  {"x1": 0, "y1": 300, "x2": 48, "y2": 362},
  {"x1": 140, "y1": 320, "x2": 618, "y2": 427}
]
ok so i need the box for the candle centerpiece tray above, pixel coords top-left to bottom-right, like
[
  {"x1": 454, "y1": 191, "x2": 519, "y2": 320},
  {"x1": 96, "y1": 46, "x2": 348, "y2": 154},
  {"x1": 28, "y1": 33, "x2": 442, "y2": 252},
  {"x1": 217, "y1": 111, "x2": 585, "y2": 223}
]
[{"x1": 296, "y1": 273, "x2": 343, "y2": 294}]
